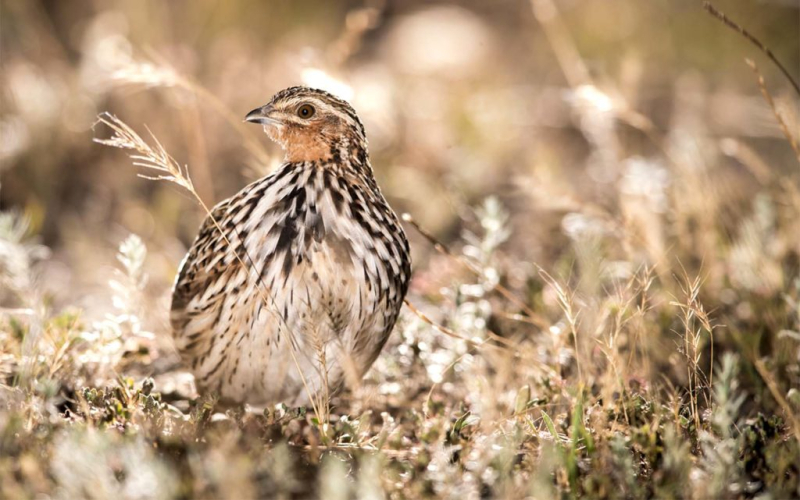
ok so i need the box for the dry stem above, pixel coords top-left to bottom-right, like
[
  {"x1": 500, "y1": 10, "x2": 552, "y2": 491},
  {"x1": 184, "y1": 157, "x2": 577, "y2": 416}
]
[
  {"x1": 703, "y1": 2, "x2": 800, "y2": 97},
  {"x1": 745, "y1": 59, "x2": 800, "y2": 163}
]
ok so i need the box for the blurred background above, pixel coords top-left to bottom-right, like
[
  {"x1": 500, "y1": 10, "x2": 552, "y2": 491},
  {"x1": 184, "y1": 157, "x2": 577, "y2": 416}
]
[
  {"x1": 2, "y1": 1, "x2": 800, "y2": 497},
  {"x1": 2, "y1": 0, "x2": 797, "y2": 320}
]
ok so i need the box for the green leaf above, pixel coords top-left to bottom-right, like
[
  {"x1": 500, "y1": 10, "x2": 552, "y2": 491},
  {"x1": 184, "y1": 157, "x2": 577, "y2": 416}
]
[{"x1": 541, "y1": 411, "x2": 561, "y2": 450}]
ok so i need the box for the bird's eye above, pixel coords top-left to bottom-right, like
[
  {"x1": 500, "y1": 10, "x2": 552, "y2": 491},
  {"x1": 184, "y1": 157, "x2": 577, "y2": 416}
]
[{"x1": 297, "y1": 104, "x2": 315, "y2": 119}]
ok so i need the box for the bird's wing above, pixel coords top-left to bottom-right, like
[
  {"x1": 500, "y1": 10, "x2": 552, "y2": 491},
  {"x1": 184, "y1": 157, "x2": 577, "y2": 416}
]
[
  {"x1": 170, "y1": 198, "x2": 234, "y2": 333},
  {"x1": 169, "y1": 165, "x2": 301, "y2": 358}
]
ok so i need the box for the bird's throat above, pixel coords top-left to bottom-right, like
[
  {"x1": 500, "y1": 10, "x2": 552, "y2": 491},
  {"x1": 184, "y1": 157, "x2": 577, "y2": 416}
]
[{"x1": 284, "y1": 137, "x2": 334, "y2": 163}]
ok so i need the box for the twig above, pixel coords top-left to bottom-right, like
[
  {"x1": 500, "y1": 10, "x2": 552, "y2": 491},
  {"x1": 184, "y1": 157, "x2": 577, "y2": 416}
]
[{"x1": 703, "y1": 2, "x2": 800, "y2": 97}]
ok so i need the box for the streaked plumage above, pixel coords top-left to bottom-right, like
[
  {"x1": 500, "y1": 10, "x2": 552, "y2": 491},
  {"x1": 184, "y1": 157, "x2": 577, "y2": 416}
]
[{"x1": 170, "y1": 87, "x2": 411, "y2": 405}]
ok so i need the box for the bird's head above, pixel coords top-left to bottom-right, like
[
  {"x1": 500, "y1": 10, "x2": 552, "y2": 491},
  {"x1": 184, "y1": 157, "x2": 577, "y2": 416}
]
[{"x1": 245, "y1": 86, "x2": 367, "y2": 164}]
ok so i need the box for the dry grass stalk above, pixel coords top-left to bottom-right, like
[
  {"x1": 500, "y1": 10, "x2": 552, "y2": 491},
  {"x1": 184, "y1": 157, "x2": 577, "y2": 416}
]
[
  {"x1": 528, "y1": 0, "x2": 591, "y2": 88},
  {"x1": 595, "y1": 268, "x2": 656, "y2": 424},
  {"x1": 703, "y1": 2, "x2": 800, "y2": 97},
  {"x1": 670, "y1": 269, "x2": 715, "y2": 432},
  {"x1": 94, "y1": 113, "x2": 196, "y2": 195},
  {"x1": 112, "y1": 50, "x2": 272, "y2": 166},
  {"x1": 626, "y1": 265, "x2": 656, "y2": 375},
  {"x1": 536, "y1": 266, "x2": 583, "y2": 384},
  {"x1": 719, "y1": 138, "x2": 774, "y2": 184},
  {"x1": 751, "y1": 357, "x2": 800, "y2": 443},
  {"x1": 745, "y1": 59, "x2": 800, "y2": 163}
]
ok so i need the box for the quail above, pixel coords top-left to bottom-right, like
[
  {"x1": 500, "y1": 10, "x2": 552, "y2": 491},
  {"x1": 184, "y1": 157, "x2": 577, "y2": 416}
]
[{"x1": 170, "y1": 87, "x2": 411, "y2": 406}]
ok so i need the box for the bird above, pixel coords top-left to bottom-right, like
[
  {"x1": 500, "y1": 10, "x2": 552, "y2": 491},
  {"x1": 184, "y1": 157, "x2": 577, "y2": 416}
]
[{"x1": 170, "y1": 86, "x2": 411, "y2": 406}]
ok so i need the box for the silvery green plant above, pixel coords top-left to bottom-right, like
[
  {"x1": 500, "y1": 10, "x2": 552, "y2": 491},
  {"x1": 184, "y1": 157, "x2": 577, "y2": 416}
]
[{"x1": 697, "y1": 353, "x2": 746, "y2": 498}]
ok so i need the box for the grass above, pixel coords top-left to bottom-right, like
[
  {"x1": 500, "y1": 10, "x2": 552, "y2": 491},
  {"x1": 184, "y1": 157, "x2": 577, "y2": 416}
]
[
  {"x1": 3, "y1": 130, "x2": 799, "y2": 496},
  {"x1": 2, "y1": 1, "x2": 800, "y2": 499}
]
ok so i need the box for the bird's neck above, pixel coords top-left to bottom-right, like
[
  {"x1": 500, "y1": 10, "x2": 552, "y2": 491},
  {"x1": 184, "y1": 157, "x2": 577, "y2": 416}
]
[
  {"x1": 285, "y1": 134, "x2": 374, "y2": 178},
  {"x1": 332, "y1": 135, "x2": 370, "y2": 169}
]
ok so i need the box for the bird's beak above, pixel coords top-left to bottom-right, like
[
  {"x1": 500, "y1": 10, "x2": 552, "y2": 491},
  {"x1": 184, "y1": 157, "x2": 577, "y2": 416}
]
[{"x1": 244, "y1": 105, "x2": 280, "y2": 126}]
